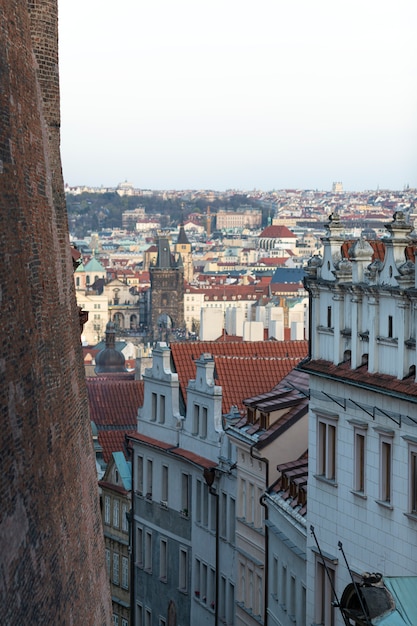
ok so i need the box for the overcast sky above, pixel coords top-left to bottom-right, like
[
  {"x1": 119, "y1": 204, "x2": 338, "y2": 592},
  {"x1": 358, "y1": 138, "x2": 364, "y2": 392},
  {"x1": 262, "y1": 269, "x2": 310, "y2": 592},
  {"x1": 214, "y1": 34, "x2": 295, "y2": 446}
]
[{"x1": 58, "y1": 0, "x2": 417, "y2": 192}]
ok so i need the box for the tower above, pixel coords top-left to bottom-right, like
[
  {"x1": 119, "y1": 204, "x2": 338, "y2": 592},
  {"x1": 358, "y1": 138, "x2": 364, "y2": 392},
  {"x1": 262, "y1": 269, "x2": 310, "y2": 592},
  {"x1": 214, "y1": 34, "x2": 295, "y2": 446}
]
[
  {"x1": 175, "y1": 222, "x2": 193, "y2": 283},
  {"x1": 150, "y1": 233, "x2": 185, "y2": 339}
]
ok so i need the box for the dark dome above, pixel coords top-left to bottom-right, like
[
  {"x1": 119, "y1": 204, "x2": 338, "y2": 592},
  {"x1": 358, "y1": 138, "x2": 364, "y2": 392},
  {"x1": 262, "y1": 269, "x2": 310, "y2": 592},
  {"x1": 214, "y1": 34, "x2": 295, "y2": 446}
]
[{"x1": 94, "y1": 322, "x2": 127, "y2": 374}]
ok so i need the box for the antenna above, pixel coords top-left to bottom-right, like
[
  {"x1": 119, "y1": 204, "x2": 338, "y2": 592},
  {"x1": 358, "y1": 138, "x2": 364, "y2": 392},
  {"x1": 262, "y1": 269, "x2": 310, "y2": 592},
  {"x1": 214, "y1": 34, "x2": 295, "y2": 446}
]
[{"x1": 338, "y1": 541, "x2": 372, "y2": 626}]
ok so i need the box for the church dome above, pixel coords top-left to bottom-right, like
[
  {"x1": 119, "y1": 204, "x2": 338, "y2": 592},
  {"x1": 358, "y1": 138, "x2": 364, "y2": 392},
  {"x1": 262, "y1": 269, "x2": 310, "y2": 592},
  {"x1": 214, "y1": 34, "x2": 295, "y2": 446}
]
[{"x1": 94, "y1": 322, "x2": 127, "y2": 374}]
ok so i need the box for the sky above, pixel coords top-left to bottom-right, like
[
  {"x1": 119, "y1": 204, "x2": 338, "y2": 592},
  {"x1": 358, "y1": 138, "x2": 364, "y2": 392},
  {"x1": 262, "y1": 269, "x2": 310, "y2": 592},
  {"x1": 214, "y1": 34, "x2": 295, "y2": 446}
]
[{"x1": 58, "y1": 0, "x2": 417, "y2": 192}]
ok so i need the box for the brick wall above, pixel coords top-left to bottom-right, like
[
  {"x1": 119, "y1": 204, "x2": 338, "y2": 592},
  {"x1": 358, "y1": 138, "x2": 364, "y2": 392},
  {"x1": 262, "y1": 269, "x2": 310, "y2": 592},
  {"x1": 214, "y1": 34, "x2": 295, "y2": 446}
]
[{"x1": 0, "y1": 2, "x2": 112, "y2": 623}]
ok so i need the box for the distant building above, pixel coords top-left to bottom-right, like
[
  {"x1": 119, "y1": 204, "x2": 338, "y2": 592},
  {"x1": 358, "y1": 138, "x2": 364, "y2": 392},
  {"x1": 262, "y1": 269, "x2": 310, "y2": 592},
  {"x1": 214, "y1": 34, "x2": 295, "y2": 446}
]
[
  {"x1": 216, "y1": 207, "x2": 262, "y2": 230},
  {"x1": 149, "y1": 233, "x2": 185, "y2": 339}
]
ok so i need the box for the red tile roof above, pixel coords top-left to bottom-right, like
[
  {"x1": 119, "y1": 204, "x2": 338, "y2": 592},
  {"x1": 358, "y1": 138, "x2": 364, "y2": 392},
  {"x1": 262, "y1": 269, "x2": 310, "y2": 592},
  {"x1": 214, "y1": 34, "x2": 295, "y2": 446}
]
[
  {"x1": 126, "y1": 433, "x2": 214, "y2": 470},
  {"x1": 86, "y1": 378, "x2": 144, "y2": 462},
  {"x1": 170, "y1": 340, "x2": 308, "y2": 413},
  {"x1": 259, "y1": 225, "x2": 296, "y2": 239},
  {"x1": 299, "y1": 359, "x2": 417, "y2": 400}
]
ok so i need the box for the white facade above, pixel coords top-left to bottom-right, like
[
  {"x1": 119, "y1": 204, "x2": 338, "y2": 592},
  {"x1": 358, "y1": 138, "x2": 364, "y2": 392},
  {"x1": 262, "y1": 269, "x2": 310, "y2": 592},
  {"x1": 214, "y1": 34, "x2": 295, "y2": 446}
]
[
  {"x1": 76, "y1": 291, "x2": 108, "y2": 345},
  {"x1": 128, "y1": 344, "x2": 237, "y2": 626},
  {"x1": 302, "y1": 211, "x2": 417, "y2": 626}
]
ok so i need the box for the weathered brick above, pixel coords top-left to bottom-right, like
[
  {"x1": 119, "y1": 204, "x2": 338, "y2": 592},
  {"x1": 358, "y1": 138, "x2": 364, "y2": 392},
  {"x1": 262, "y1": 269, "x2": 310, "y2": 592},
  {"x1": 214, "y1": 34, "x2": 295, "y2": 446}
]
[{"x1": 0, "y1": 1, "x2": 112, "y2": 623}]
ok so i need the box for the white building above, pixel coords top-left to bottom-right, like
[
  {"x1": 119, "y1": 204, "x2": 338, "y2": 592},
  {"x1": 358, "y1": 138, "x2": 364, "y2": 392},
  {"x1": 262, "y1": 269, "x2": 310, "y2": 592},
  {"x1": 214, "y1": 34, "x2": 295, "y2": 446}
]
[
  {"x1": 127, "y1": 344, "x2": 237, "y2": 626},
  {"x1": 300, "y1": 211, "x2": 417, "y2": 625}
]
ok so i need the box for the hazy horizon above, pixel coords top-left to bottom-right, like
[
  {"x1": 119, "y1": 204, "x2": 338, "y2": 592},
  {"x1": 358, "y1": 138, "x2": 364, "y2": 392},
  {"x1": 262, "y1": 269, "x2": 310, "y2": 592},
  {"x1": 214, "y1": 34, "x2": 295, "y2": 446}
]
[{"x1": 59, "y1": 0, "x2": 417, "y2": 192}]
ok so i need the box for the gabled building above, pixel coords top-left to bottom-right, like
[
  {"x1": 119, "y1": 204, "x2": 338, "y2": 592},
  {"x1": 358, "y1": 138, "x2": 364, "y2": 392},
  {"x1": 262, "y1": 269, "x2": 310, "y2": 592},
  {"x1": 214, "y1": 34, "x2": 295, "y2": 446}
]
[
  {"x1": 225, "y1": 368, "x2": 309, "y2": 626},
  {"x1": 299, "y1": 211, "x2": 417, "y2": 625},
  {"x1": 127, "y1": 344, "x2": 237, "y2": 626},
  {"x1": 99, "y1": 452, "x2": 132, "y2": 626}
]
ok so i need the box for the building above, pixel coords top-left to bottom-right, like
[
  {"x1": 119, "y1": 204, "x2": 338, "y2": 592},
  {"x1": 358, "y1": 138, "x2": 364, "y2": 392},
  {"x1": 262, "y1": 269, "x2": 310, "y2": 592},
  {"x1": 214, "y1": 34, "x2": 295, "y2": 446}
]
[
  {"x1": 265, "y1": 455, "x2": 308, "y2": 626},
  {"x1": 149, "y1": 233, "x2": 185, "y2": 339},
  {"x1": 104, "y1": 278, "x2": 141, "y2": 332},
  {"x1": 216, "y1": 208, "x2": 262, "y2": 230},
  {"x1": 175, "y1": 222, "x2": 194, "y2": 284},
  {"x1": 225, "y1": 368, "x2": 309, "y2": 626},
  {"x1": 127, "y1": 344, "x2": 236, "y2": 626},
  {"x1": 100, "y1": 452, "x2": 132, "y2": 626},
  {"x1": 299, "y1": 211, "x2": 417, "y2": 625}
]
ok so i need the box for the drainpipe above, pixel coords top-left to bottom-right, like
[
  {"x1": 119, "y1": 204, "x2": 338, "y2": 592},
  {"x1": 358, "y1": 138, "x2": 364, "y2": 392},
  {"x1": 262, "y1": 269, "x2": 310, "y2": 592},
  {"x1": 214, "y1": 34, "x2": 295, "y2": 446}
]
[{"x1": 250, "y1": 444, "x2": 269, "y2": 626}]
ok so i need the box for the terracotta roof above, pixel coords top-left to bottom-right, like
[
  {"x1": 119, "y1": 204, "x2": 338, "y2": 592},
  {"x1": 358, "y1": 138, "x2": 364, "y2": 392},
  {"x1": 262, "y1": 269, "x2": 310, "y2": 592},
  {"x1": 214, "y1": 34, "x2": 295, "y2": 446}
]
[
  {"x1": 259, "y1": 225, "x2": 296, "y2": 239},
  {"x1": 299, "y1": 358, "x2": 417, "y2": 400},
  {"x1": 126, "y1": 434, "x2": 214, "y2": 469},
  {"x1": 87, "y1": 378, "x2": 144, "y2": 461},
  {"x1": 170, "y1": 340, "x2": 308, "y2": 413}
]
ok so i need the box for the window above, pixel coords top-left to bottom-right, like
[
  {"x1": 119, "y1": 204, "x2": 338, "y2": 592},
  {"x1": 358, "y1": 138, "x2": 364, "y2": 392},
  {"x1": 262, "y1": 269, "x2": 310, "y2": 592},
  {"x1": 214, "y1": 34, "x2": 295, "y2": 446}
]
[
  {"x1": 193, "y1": 404, "x2": 199, "y2": 435},
  {"x1": 227, "y1": 583, "x2": 235, "y2": 625},
  {"x1": 409, "y1": 444, "x2": 417, "y2": 514},
  {"x1": 151, "y1": 393, "x2": 157, "y2": 421},
  {"x1": 145, "y1": 608, "x2": 151, "y2": 626},
  {"x1": 105, "y1": 548, "x2": 110, "y2": 577},
  {"x1": 272, "y1": 556, "x2": 279, "y2": 600},
  {"x1": 388, "y1": 315, "x2": 393, "y2": 338},
  {"x1": 201, "y1": 562, "x2": 208, "y2": 603},
  {"x1": 179, "y1": 547, "x2": 188, "y2": 592},
  {"x1": 240, "y1": 478, "x2": 247, "y2": 518},
  {"x1": 122, "y1": 503, "x2": 128, "y2": 533},
  {"x1": 201, "y1": 406, "x2": 208, "y2": 438},
  {"x1": 159, "y1": 394, "x2": 165, "y2": 424},
  {"x1": 122, "y1": 556, "x2": 129, "y2": 589},
  {"x1": 137, "y1": 526, "x2": 143, "y2": 567},
  {"x1": 136, "y1": 456, "x2": 143, "y2": 495},
  {"x1": 113, "y1": 500, "x2": 120, "y2": 528},
  {"x1": 255, "y1": 573, "x2": 263, "y2": 617},
  {"x1": 136, "y1": 603, "x2": 143, "y2": 626},
  {"x1": 327, "y1": 305, "x2": 332, "y2": 328},
  {"x1": 158, "y1": 618, "x2": 166, "y2": 626},
  {"x1": 281, "y1": 564, "x2": 287, "y2": 609},
  {"x1": 122, "y1": 619, "x2": 128, "y2": 626},
  {"x1": 289, "y1": 574, "x2": 296, "y2": 620},
  {"x1": 354, "y1": 428, "x2": 366, "y2": 493},
  {"x1": 317, "y1": 414, "x2": 337, "y2": 481},
  {"x1": 160, "y1": 539, "x2": 168, "y2": 581},
  {"x1": 145, "y1": 531, "x2": 152, "y2": 572},
  {"x1": 315, "y1": 558, "x2": 336, "y2": 626},
  {"x1": 229, "y1": 497, "x2": 236, "y2": 544},
  {"x1": 146, "y1": 459, "x2": 153, "y2": 499},
  {"x1": 220, "y1": 492, "x2": 227, "y2": 538},
  {"x1": 196, "y1": 479, "x2": 202, "y2": 523},
  {"x1": 220, "y1": 575, "x2": 226, "y2": 621},
  {"x1": 202, "y1": 482, "x2": 209, "y2": 526},
  {"x1": 113, "y1": 552, "x2": 120, "y2": 585},
  {"x1": 161, "y1": 465, "x2": 168, "y2": 505},
  {"x1": 104, "y1": 495, "x2": 111, "y2": 525},
  {"x1": 113, "y1": 615, "x2": 119, "y2": 626},
  {"x1": 181, "y1": 473, "x2": 190, "y2": 516},
  {"x1": 379, "y1": 433, "x2": 393, "y2": 504}
]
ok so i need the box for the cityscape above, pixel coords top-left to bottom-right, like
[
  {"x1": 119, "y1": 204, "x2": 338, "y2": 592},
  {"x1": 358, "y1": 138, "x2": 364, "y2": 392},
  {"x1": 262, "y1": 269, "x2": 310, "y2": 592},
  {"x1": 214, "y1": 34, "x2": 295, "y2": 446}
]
[
  {"x1": 3, "y1": 2, "x2": 417, "y2": 626},
  {"x1": 73, "y1": 181, "x2": 417, "y2": 626}
]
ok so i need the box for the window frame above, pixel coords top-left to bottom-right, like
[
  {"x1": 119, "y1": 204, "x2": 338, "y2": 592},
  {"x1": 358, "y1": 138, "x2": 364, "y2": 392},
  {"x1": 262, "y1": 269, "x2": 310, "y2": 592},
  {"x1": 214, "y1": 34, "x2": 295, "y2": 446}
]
[{"x1": 315, "y1": 412, "x2": 338, "y2": 483}]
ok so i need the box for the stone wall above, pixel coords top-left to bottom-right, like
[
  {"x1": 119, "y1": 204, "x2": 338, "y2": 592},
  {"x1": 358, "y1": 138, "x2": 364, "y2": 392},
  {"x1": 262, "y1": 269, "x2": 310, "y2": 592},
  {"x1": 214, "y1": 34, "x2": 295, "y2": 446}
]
[{"x1": 0, "y1": 1, "x2": 112, "y2": 623}]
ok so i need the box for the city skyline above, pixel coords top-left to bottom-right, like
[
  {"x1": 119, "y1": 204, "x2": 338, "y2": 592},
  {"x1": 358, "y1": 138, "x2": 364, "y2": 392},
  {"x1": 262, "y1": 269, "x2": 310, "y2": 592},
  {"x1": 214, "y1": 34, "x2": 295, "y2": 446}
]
[{"x1": 59, "y1": 0, "x2": 417, "y2": 192}]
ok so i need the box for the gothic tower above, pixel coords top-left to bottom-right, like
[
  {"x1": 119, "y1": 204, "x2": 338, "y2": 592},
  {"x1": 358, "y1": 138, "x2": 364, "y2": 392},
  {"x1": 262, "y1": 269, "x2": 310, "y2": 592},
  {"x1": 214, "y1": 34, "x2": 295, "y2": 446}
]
[
  {"x1": 150, "y1": 233, "x2": 185, "y2": 339},
  {"x1": 175, "y1": 222, "x2": 193, "y2": 283}
]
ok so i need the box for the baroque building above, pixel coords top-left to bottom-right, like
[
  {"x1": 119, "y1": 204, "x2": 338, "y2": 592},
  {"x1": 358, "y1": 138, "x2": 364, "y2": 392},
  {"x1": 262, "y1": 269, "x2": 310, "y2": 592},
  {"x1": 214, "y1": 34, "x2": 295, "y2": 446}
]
[{"x1": 300, "y1": 211, "x2": 417, "y2": 625}]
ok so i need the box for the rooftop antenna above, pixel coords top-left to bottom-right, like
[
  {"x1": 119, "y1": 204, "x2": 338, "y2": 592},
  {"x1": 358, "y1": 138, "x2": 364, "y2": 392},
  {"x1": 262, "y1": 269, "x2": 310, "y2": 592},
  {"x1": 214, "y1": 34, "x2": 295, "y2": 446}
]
[
  {"x1": 310, "y1": 526, "x2": 350, "y2": 626},
  {"x1": 338, "y1": 541, "x2": 372, "y2": 626}
]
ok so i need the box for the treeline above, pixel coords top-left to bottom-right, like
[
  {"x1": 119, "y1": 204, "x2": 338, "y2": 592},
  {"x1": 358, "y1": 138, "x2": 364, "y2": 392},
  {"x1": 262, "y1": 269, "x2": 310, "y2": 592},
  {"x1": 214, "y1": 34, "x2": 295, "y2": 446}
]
[{"x1": 66, "y1": 191, "x2": 264, "y2": 237}]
